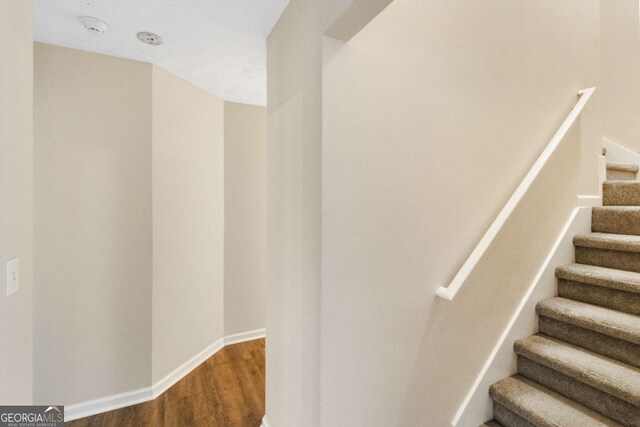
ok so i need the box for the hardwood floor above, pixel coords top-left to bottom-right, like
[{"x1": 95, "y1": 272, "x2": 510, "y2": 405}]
[{"x1": 67, "y1": 339, "x2": 265, "y2": 427}]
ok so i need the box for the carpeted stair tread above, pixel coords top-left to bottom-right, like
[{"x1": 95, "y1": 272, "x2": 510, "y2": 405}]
[
  {"x1": 487, "y1": 164, "x2": 640, "y2": 424},
  {"x1": 489, "y1": 375, "x2": 621, "y2": 427},
  {"x1": 514, "y1": 335, "x2": 640, "y2": 406},
  {"x1": 573, "y1": 232, "x2": 640, "y2": 253},
  {"x1": 607, "y1": 162, "x2": 638, "y2": 181},
  {"x1": 556, "y1": 263, "x2": 640, "y2": 294},
  {"x1": 603, "y1": 181, "x2": 640, "y2": 206},
  {"x1": 606, "y1": 161, "x2": 639, "y2": 173},
  {"x1": 516, "y1": 356, "x2": 640, "y2": 425},
  {"x1": 592, "y1": 206, "x2": 640, "y2": 235},
  {"x1": 536, "y1": 297, "x2": 640, "y2": 345},
  {"x1": 493, "y1": 403, "x2": 536, "y2": 427}
]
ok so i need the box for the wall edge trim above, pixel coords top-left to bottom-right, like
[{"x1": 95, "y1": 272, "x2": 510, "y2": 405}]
[
  {"x1": 224, "y1": 328, "x2": 266, "y2": 346},
  {"x1": 151, "y1": 337, "x2": 225, "y2": 399},
  {"x1": 64, "y1": 386, "x2": 153, "y2": 422},
  {"x1": 450, "y1": 206, "x2": 587, "y2": 426},
  {"x1": 64, "y1": 329, "x2": 265, "y2": 421}
]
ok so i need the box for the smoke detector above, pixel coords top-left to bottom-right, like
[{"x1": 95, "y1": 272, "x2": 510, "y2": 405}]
[
  {"x1": 80, "y1": 16, "x2": 109, "y2": 34},
  {"x1": 137, "y1": 32, "x2": 163, "y2": 46}
]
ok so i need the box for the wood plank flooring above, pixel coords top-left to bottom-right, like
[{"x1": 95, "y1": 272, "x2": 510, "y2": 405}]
[{"x1": 66, "y1": 339, "x2": 265, "y2": 427}]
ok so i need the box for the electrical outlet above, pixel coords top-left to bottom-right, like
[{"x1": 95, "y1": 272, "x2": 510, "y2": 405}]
[{"x1": 6, "y1": 257, "x2": 19, "y2": 297}]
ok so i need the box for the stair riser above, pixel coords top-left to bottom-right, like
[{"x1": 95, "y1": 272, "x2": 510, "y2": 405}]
[
  {"x1": 517, "y1": 356, "x2": 640, "y2": 426},
  {"x1": 592, "y1": 209, "x2": 640, "y2": 235},
  {"x1": 607, "y1": 169, "x2": 637, "y2": 181},
  {"x1": 575, "y1": 246, "x2": 640, "y2": 273},
  {"x1": 558, "y1": 280, "x2": 640, "y2": 316},
  {"x1": 603, "y1": 184, "x2": 640, "y2": 206},
  {"x1": 515, "y1": 337, "x2": 640, "y2": 407},
  {"x1": 538, "y1": 316, "x2": 640, "y2": 368},
  {"x1": 493, "y1": 403, "x2": 536, "y2": 427}
]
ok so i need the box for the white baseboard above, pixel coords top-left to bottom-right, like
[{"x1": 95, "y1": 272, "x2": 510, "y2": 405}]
[
  {"x1": 224, "y1": 328, "x2": 266, "y2": 345},
  {"x1": 576, "y1": 194, "x2": 601, "y2": 208},
  {"x1": 261, "y1": 415, "x2": 272, "y2": 427},
  {"x1": 603, "y1": 137, "x2": 640, "y2": 181},
  {"x1": 451, "y1": 207, "x2": 592, "y2": 426},
  {"x1": 64, "y1": 386, "x2": 153, "y2": 422},
  {"x1": 64, "y1": 329, "x2": 265, "y2": 422},
  {"x1": 152, "y1": 337, "x2": 225, "y2": 399}
]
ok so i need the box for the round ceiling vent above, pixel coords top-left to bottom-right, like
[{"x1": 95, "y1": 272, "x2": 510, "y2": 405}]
[
  {"x1": 137, "y1": 31, "x2": 163, "y2": 46},
  {"x1": 80, "y1": 16, "x2": 109, "y2": 34}
]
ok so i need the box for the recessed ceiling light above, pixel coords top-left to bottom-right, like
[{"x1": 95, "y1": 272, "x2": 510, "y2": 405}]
[
  {"x1": 137, "y1": 32, "x2": 163, "y2": 46},
  {"x1": 80, "y1": 16, "x2": 109, "y2": 34}
]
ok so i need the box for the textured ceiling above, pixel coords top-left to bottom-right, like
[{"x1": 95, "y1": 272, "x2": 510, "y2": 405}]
[{"x1": 34, "y1": 0, "x2": 289, "y2": 106}]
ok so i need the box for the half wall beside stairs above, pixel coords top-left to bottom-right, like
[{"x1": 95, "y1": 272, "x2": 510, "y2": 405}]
[{"x1": 484, "y1": 152, "x2": 640, "y2": 426}]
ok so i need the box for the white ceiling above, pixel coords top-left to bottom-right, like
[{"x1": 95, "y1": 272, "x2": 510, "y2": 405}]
[{"x1": 34, "y1": 0, "x2": 289, "y2": 106}]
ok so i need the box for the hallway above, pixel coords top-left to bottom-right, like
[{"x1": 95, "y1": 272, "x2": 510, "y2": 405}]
[{"x1": 4, "y1": 0, "x2": 640, "y2": 425}]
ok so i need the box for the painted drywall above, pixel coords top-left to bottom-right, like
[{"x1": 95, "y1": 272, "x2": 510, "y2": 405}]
[
  {"x1": 0, "y1": 0, "x2": 34, "y2": 405},
  {"x1": 601, "y1": 0, "x2": 640, "y2": 152},
  {"x1": 265, "y1": 1, "x2": 354, "y2": 425},
  {"x1": 34, "y1": 44, "x2": 228, "y2": 405},
  {"x1": 34, "y1": 0, "x2": 289, "y2": 106},
  {"x1": 603, "y1": 138, "x2": 640, "y2": 181},
  {"x1": 224, "y1": 102, "x2": 267, "y2": 336},
  {"x1": 320, "y1": 1, "x2": 600, "y2": 426},
  {"x1": 34, "y1": 43, "x2": 153, "y2": 404},
  {"x1": 151, "y1": 66, "x2": 225, "y2": 383},
  {"x1": 325, "y1": 0, "x2": 393, "y2": 41},
  {"x1": 456, "y1": 207, "x2": 593, "y2": 426}
]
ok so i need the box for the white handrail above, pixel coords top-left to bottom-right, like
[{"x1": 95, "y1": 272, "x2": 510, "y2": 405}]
[{"x1": 436, "y1": 87, "x2": 597, "y2": 301}]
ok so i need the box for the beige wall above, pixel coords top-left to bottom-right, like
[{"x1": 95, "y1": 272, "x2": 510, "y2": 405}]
[
  {"x1": 320, "y1": 1, "x2": 599, "y2": 426},
  {"x1": 34, "y1": 44, "x2": 228, "y2": 404},
  {"x1": 265, "y1": 1, "x2": 354, "y2": 425},
  {"x1": 151, "y1": 66, "x2": 225, "y2": 382},
  {"x1": 601, "y1": 0, "x2": 640, "y2": 151},
  {"x1": 0, "y1": 0, "x2": 34, "y2": 405},
  {"x1": 34, "y1": 43, "x2": 153, "y2": 404},
  {"x1": 224, "y1": 102, "x2": 267, "y2": 336},
  {"x1": 266, "y1": 1, "x2": 426, "y2": 425}
]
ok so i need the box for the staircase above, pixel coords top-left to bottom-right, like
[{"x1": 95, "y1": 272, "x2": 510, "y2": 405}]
[{"x1": 483, "y1": 156, "x2": 640, "y2": 426}]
